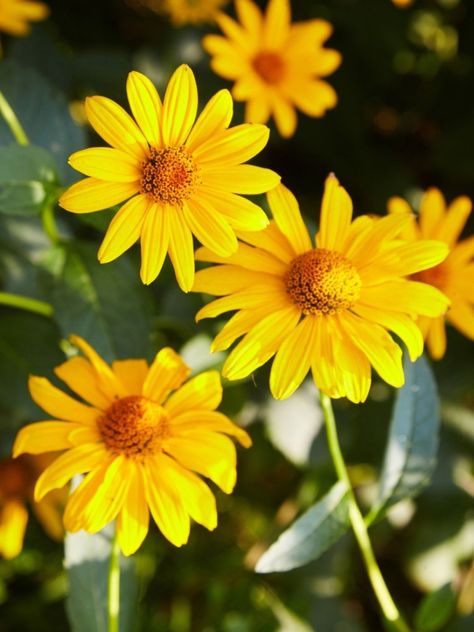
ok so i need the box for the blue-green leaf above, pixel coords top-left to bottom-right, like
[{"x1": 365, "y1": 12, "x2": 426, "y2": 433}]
[
  {"x1": 414, "y1": 583, "x2": 457, "y2": 632},
  {"x1": 65, "y1": 525, "x2": 138, "y2": 632},
  {"x1": 255, "y1": 481, "x2": 350, "y2": 573},
  {"x1": 367, "y1": 354, "x2": 440, "y2": 524}
]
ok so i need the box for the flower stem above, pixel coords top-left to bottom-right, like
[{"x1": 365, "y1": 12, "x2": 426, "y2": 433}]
[
  {"x1": 41, "y1": 196, "x2": 60, "y2": 245},
  {"x1": 108, "y1": 524, "x2": 121, "y2": 632},
  {"x1": 319, "y1": 392, "x2": 411, "y2": 632},
  {"x1": 0, "y1": 90, "x2": 29, "y2": 146},
  {"x1": 0, "y1": 292, "x2": 53, "y2": 317}
]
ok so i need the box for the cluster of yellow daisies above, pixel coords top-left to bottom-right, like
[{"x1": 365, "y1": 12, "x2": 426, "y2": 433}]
[{"x1": 0, "y1": 0, "x2": 472, "y2": 557}]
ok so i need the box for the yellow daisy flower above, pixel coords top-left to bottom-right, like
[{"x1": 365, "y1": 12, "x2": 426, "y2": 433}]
[
  {"x1": 156, "y1": 0, "x2": 228, "y2": 26},
  {"x1": 203, "y1": 0, "x2": 341, "y2": 138},
  {"x1": 192, "y1": 176, "x2": 451, "y2": 403},
  {"x1": 0, "y1": 0, "x2": 49, "y2": 36},
  {"x1": 59, "y1": 65, "x2": 279, "y2": 291},
  {"x1": 388, "y1": 188, "x2": 473, "y2": 359},
  {"x1": 13, "y1": 336, "x2": 251, "y2": 556},
  {"x1": 0, "y1": 454, "x2": 65, "y2": 559}
]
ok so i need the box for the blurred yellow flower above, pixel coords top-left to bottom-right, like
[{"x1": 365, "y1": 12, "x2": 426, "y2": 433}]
[
  {"x1": 193, "y1": 177, "x2": 450, "y2": 403},
  {"x1": 13, "y1": 336, "x2": 251, "y2": 556},
  {"x1": 0, "y1": 454, "x2": 65, "y2": 559},
  {"x1": 59, "y1": 65, "x2": 279, "y2": 291},
  {"x1": 391, "y1": 0, "x2": 413, "y2": 7},
  {"x1": 388, "y1": 189, "x2": 473, "y2": 359},
  {"x1": 159, "y1": 0, "x2": 228, "y2": 26},
  {"x1": 203, "y1": 0, "x2": 341, "y2": 138},
  {"x1": 0, "y1": 0, "x2": 48, "y2": 36}
]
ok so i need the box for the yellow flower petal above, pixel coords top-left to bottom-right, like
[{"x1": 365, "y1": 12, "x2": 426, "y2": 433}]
[
  {"x1": 186, "y1": 89, "x2": 233, "y2": 152},
  {"x1": 143, "y1": 348, "x2": 191, "y2": 403},
  {"x1": 117, "y1": 461, "x2": 150, "y2": 556},
  {"x1": 98, "y1": 195, "x2": 150, "y2": 263},
  {"x1": 171, "y1": 410, "x2": 251, "y2": 448},
  {"x1": 236, "y1": 222, "x2": 295, "y2": 262},
  {"x1": 197, "y1": 187, "x2": 269, "y2": 231},
  {"x1": 59, "y1": 178, "x2": 137, "y2": 214},
  {"x1": 13, "y1": 421, "x2": 82, "y2": 457},
  {"x1": 309, "y1": 317, "x2": 341, "y2": 399},
  {"x1": 68, "y1": 147, "x2": 141, "y2": 182},
  {"x1": 195, "y1": 241, "x2": 286, "y2": 275},
  {"x1": 126, "y1": 70, "x2": 162, "y2": 147},
  {"x1": 28, "y1": 376, "x2": 100, "y2": 425},
  {"x1": 162, "y1": 64, "x2": 198, "y2": 146},
  {"x1": 85, "y1": 95, "x2": 148, "y2": 160},
  {"x1": 193, "y1": 265, "x2": 275, "y2": 296},
  {"x1": 289, "y1": 79, "x2": 338, "y2": 116},
  {"x1": 447, "y1": 302, "x2": 474, "y2": 340},
  {"x1": 262, "y1": 0, "x2": 291, "y2": 48},
  {"x1": 271, "y1": 95, "x2": 297, "y2": 139},
  {"x1": 0, "y1": 500, "x2": 28, "y2": 559},
  {"x1": 419, "y1": 188, "x2": 445, "y2": 237},
  {"x1": 54, "y1": 356, "x2": 111, "y2": 410},
  {"x1": 203, "y1": 164, "x2": 280, "y2": 194},
  {"x1": 184, "y1": 198, "x2": 237, "y2": 257},
  {"x1": 168, "y1": 209, "x2": 195, "y2": 292},
  {"x1": 64, "y1": 466, "x2": 108, "y2": 532},
  {"x1": 111, "y1": 359, "x2": 149, "y2": 396},
  {"x1": 69, "y1": 335, "x2": 126, "y2": 399},
  {"x1": 346, "y1": 212, "x2": 412, "y2": 262},
  {"x1": 165, "y1": 371, "x2": 222, "y2": 416},
  {"x1": 194, "y1": 123, "x2": 270, "y2": 167},
  {"x1": 317, "y1": 174, "x2": 353, "y2": 251},
  {"x1": 139, "y1": 203, "x2": 170, "y2": 286},
  {"x1": 211, "y1": 307, "x2": 270, "y2": 352},
  {"x1": 215, "y1": 11, "x2": 257, "y2": 54},
  {"x1": 330, "y1": 316, "x2": 372, "y2": 403},
  {"x1": 435, "y1": 196, "x2": 472, "y2": 246},
  {"x1": 360, "y1": 280, "x2": 450, "y2": 317},
  {"x1": 267, "y1": 184, "x2": 312, "y2": 255},
  {"x1": 236, "y1": 0, "x2": 263, "y2": 35},
  {"x1": 426, "y1": 316, "x2": 447, "y2": 360},
  {"x1": 245, "y1": 95, "x2": 271, "y2": 125}
]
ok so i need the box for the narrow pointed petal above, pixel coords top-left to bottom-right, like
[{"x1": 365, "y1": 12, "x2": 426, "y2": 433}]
[
  {"x1": 13, "y1": 421, "x2": 81, "y2": 456},
  {"x1": 359, "y1": 280, "x2": 450, "y2": 317},
  {"x1": 28, "y1": 376, "x2": 100, "y2": 425},
  {"x1": 193, "y1": 124, "x2": 270, "y2": 167},
  {"x1": 143, "y1": 348, "x2": 191, "y2": 403},
  {"x1": 186, "y1": 89, "x2": 233, "y2": 152},
  {"x1": 419, "y1": 188, "x2": 445, "y2": 237},
  {"x1": 317, "y1": 174, "x2": 353, "y2": 250},
  {"x1": 68, "y1": 147, "x2": 141, "y2": 182},
  {"x1": 426, "y1": 316, "x2": 447, "y2": 360},
  {"x1": 98, "y1": 195, "x2": 150, "y2": 263},
  {"x1": 0, "y1": 500, "x2": 28, "y2": 559},
  {"x1": 267, "y1": 184, "x2": 312, "y2": 254},
  {"x1": 117, "y1": 461, "x2": 150, "y2": 555},
  {"x1": 59, "y1": 178, "x2": 137, "y2": 213},
  {"x1": 171, "y1": 410, "x2": 252, "y2": 448},
  {"x1": 126, "y1": 71, "x2": 162, "y2": 146},
  {"x1": 54, "y1": 356, "x2": 112, "y2": 410},
  {"x1": 165, "y1": 371, "x2": 222, "y2": 415},
  {"x1": 162, "y1": 65, "x2": 198, "y2": 146},
  {"x1": 69, "y1": 336, "x2": 126, "y2": 398},
  {"x1": 140, "y1": 203, "x2": 170, "y2": 285},
  {"x1": 112, "y1": 360, "x2": 149, "y2": 396},
  {"x1": 168, "y1": 210, "x2": 195, "y2": 292},
  {"x1": 435, "y1": 196, "x2": 472, "y2": 246},
  {"x1": 183, "y1": 198, "x2": 237, "y2": 257},
  {"x1": 203, "y1": 165, "x2": 280, "y2": 194}
]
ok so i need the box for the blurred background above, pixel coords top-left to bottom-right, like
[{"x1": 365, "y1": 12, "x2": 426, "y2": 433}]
[{"x1": 0, "y1": 0, "x2": 473, "y2": 630}]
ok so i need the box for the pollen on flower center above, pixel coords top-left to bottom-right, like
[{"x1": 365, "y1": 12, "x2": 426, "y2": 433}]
[
  {"x1": 97, "y1": 395, "x2": 170, "y2": 458},
  {"x1": 252, "y1": 51, "x2": 285, "y2": 84},
  {"x1": 285, "y1": 249, "x2": 362, "y2": 316},
  {"x1": 140, "y1": 146, "x2": 200, "y2": 206}
]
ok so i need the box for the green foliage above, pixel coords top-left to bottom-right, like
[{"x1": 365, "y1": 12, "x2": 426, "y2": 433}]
[{"x1": 414, "y1": 583, "x2": 457, "y2": 632}]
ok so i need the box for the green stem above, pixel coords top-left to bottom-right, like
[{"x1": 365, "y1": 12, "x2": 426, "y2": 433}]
[
  {"x1": 108, "y1": 524, "x2": 121, "y2": 632},
  {"x1": 0, "y1": 292, "x2": 53, "y2": 317},
  {"x1": 320, "y1": 393, "x2": 411, "y2": 632},
  {"x1": 0, "y1": 90, "x2": 29, "y2": 145},
  {"x1": 41, "y1": 196, "x2": 60, "y2": 244}
]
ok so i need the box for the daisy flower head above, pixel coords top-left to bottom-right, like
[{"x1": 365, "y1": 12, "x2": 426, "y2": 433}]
[
  {"x1": 59, "y1": 65, "x2": 279, "y2": 291},
  {"x1": 388, "y1": 188, "x2": 473, "y2": 359},
  {"x1": 13, "y1": 336, "x2": 251, "y2": 556},
  {"x1": 0, "y1": 0, "x2": 49, "y2": 36},
  {"x1": 0, "y1": 454, "x2": 65, "y2": 559},
  {"x1": 203, "y1": 0, "x2": 341, "y2": 138},
  {"x1": 192, "y1": 176, "x2": 451, "y2": 404}
]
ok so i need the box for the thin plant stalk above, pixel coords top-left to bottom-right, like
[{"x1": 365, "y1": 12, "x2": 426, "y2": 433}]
[
  {"x1": 0, "y1": 292, "x2": 53, "y2": 317},
  {"x1": 108, "y1": 524, "x2": 121, "y2": 632},
  {"x1": 0, "y1": 90, "x2": 29, "y2": 145},
  {"x1": 320, "y1": 392, "x2": 411, "y2": 632}
]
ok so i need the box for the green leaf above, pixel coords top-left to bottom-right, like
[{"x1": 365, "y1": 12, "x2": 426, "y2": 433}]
[
  {"x1": 0, "y1": 60, "x2": 86, "y2": 183},
  {"x1": 414, "y1": 583, "x2": 457, "y2": 632},
  {"x1": 65, "y1": 525, "x2": 138, "y2": 632},
  {"x1": 255, "y1": 481, "x2": 350, "y2": 573},
  {"x1": 0, "y1": 145, "x2": 58, "y2": 216},
  {"x1": 367, "y1": 354, "x2": 440, "y2": 524},
  {"x1": 41, "y1": 241, "x2": 154, "y2": 363}
]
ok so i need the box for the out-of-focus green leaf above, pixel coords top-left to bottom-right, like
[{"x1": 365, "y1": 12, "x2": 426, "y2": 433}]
[
  {"x1": 367, "y1": 354, "x2": 440, "y2": 524},
  {"x1": 65, "y1": 525, "x2": 138, "y2": 632},
  {"x1": 255, "y1": 481, "x2": 350, "y2": 574},
  {"x1": 414, "y1": 583, "x2": 457, "y2": 632},
  {"x1": 0, "y1": 145, "x2": 58, "y2": 216},
  {"x1": 0, "y1": 60, "x2": 86, "y2": 183},
  {"x1": 41, "y1": 241, "x2": 154, "y2": 363}
]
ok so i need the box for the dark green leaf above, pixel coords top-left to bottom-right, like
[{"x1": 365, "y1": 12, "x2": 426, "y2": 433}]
[
  {"x1": 255, "y1": 481, "x2": 350, "y2": 573},
  {"x1": 414, "y1": 583, "x2": 457, "y2": 632},
  {"x1": 65, "y1": 526, "x2": 138, "y2": 632},
  {"x1": 41, "y1": 241, "x2": 154, "y2": 363},
  {"x1": 0, "y1": 145, "x2": 58, "y2": 216},
  {"x1": 367, "y1": 354, "x2": 440, "y2": 524}
]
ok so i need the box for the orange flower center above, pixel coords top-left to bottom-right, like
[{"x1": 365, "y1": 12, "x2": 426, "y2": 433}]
[
  {"x1": 140, "y1": 146, "x2": 200, "y2": 206},
  {"x1": 412, "y1": 262, "x2": 448, "y2": 290},
  {"x1": 285, "y1": 249, "x2": 361, "y2": 316},
  {"x1": 252, "y1": 51, "x2": 285, "y2": 84},
  {"x1": 97, "y1": 396, "x2": 170, "y2": 458}
]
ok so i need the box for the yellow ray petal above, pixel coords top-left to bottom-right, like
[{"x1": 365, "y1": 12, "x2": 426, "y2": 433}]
[
  {"x1": 186, "y1": 89, "x2": 233, "y2": 152},
  {"x1": 317, "y1": 174, "x2": 353, "y2": 251},
  {"x1": 143, "y1": 348, "x2": 191, "y2": 403},
  {"x1": 310, "y1": 316, "x2": 341, "y2": 398},
  {"x1": 28, "y1": 376, "x2": 100, "y2": 425},
  {"x1": 112, "y1": 359, "x2": 149, "y2": 396},
  {"x1": 162, "y1": 65, "x2": 198, "y2": 146},
  {"x1": 193, "y1": 265, "x2": 275, "y2": 296},
  {"x1": 117, "y1": 461, "x2": 149, "y2": 556},
  {"x1": 184, "y1": 198, "x2": 237, "y2": 257},
  {"x1": 85, "y1": 95, "x2": 148, "y2": 160},
  {"x1": 197, "y1": 187, "x2": 269, "y2": 231},
  {"x1": 98, "y1": 195, "x2": 150, "y2": 263},
  {"x1": 215, "y1": 11, "x2": 257, "y2": 53},
  {"x1": 0, "y1": 500, "x2": 28, "y2": 559},
  {"x1": 435, "y1": 195, "x2": 472, "y2": 246},
  {"x1": 245, "y1": 95, "x2": 272, "y2": 125},
  {"x1": 204, "y1": 38, "x2": 250, "y2": 80},
  {"x1": 236, "y1": 0, "x2": 263, "y2": 35},
  {"x1": 54, "y1": 356, "x2": 114, "y2": 410},
  {"x1": 171, "y1": 410, "x2": 251, "y2": 447},
  {"x1": 69, "y1": 336, "x2": 126, "y2": 399},
  {"x1": 13, "y1": 421, "x2": 82, "y2": 457},
  {"x1": 236, "y1": 221, "x2": 295, "y2": 262},
  {"x1": 35, "y1": 444, "x2": 108, "y2": 501},
  {"x1": 168, "y1": 209, "x2": 195, "y2": 292},
  {"x1": 139, "y1": 203, "x2": 170, "y2": 285},
  {"x1": 68, "y1": 425, "x2": 102, "y2": 446},
  {"x1": 165, "y1": 371, "x2": 222, "y2": 416},
  {"x1": 155, "y1": 453, "x2": 217, "y2": 530},
  {"x1": 126, "y1": 71, "x2": 162, "y2": 147},
  {"x1": 359, "y1": 280, "x2": 450, "y2": 317},
  {"x1": 64, "y1": 465, "x2": 108, "y2": 532},
  {"x1": 144, "y1": 458, "x2": 190, "y2": 546},
  {"x1": 419, "y1": 188, "x2": 445, "y2": 237},
  {"x1": 346, "y1": 212, "x2": 413, "y2": 263},
  {"x1": 211, "y1": 307, "x2": 271, "y2": 352},
  {"x1": 267, "y1": 184, "x2": 312, "y2": 255},
  {"x1": 271, "y1": 95, "x2": 297, "y2": 139},
  {"x1": 195, "y1": 241, "x2": 286, "y2": 275},
  {"x1": 270, "y1": 315, "x2": 316, "y2": 399},
  {"x1": 449, "y1": 235, "x2": 474, "y2": 266},
  {"x1": 447, "y1": 302, "x2": 474, "y2": 340},
  {"x1": 68, "y1": 147, "x2": 141, "y2": 182},
  {"x1": 426, "y1": 316, "x2": 447, "y2": 360},
  {"x1": 289, "y1": 79, "x2": 337, "y2": 116},
  {"x1": 263, "y1": 0, "x2": 291, "y2": 48},
  {"x1": 59, "y1": 178, "x2": 137, "y2": 214},
  {"x1": 194, "y1": 123, "x2": 270, "y2": 167},
  {"x1": 331, "y1": 315, "x2": 372, "y2": 403},
  {"x1": 203, "y1": 164, "x2": 280, "y2": 194},
  {"x1": 165, "y1": 432, "x2": 237, "y2": 493}
]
